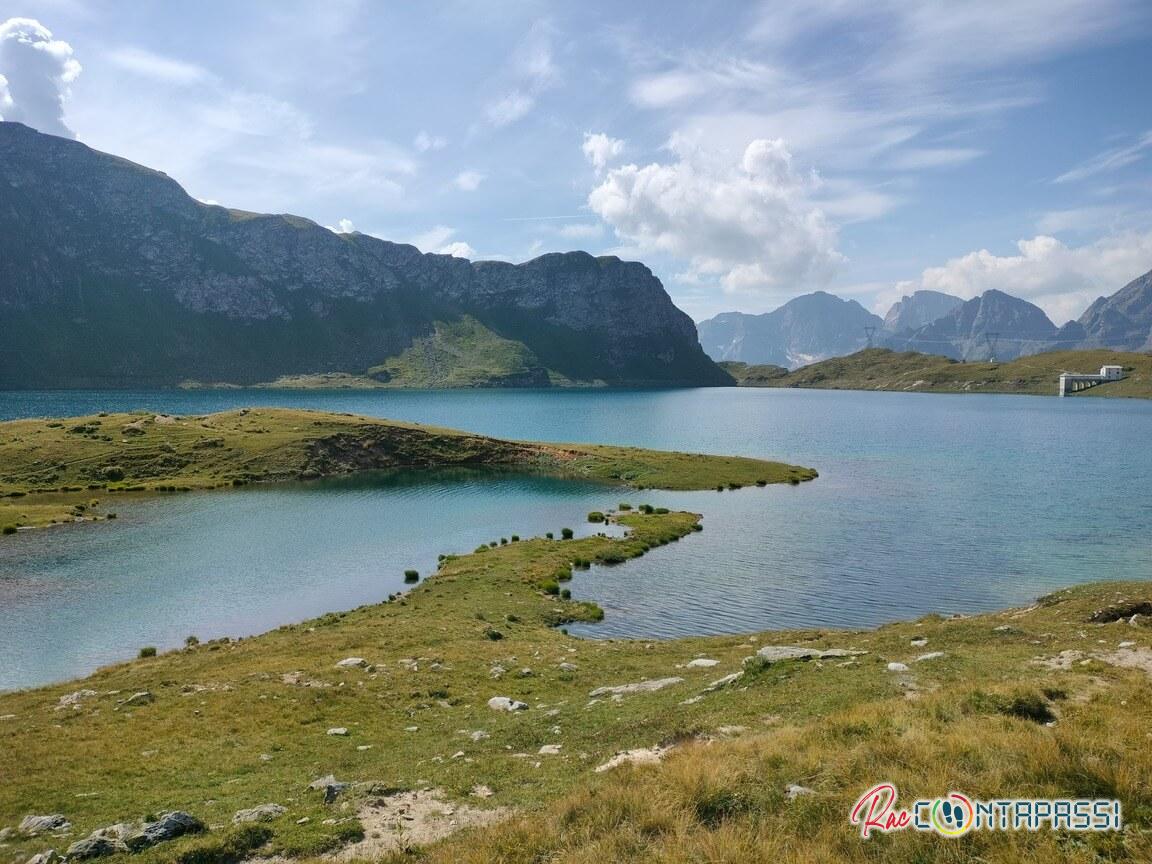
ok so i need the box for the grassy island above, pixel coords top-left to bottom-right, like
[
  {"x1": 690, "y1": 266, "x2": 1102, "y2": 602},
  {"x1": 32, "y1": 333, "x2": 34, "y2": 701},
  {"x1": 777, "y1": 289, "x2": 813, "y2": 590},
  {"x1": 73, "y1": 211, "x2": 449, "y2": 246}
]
[
  {"x1": 0, "y1": 408, "x2": 815, "y2": 532},
  {"x1": 1, "y1": 503, "x2": 1151, "y2": 862}
]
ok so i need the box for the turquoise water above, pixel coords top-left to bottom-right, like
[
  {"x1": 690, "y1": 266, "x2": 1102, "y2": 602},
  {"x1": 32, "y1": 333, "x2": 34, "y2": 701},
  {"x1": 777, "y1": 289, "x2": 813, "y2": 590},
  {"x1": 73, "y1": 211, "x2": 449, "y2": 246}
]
[{"x1": 1, "y1": 387, "x2": 1150, "y2": 690}]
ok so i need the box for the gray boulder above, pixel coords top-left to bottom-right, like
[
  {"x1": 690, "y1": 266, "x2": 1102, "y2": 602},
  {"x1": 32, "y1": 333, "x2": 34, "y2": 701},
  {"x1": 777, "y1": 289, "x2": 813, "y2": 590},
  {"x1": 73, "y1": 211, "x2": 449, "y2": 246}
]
[
  {"x1": 589, "y1": 677, "x2": 683, "y2": 698},
  {"x1": 136, "y1": 812, "x2": 203, "y2": 846},
  {"x1": 26, "y1": 851, "x2": 57, "y2": 864},
  {"x1": 232, "y1": 804, "x2": 285, "y2": 823},
  {"x1": 19, "y1": 815, "x2": 70, "y2": 835},
  {"x1": 487, "y1": 696, "x2": 528, "y2": 712},
  {"x1": 65, "y1": 836, "x2": 126, "y2": 860}
]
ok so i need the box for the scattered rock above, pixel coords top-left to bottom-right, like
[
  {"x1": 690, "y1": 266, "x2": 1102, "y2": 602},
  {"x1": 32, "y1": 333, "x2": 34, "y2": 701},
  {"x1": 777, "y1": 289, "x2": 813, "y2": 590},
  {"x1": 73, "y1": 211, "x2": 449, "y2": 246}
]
[
  {"x1": 785, "y1": 784, "x2": 815, "y2": 800},
  {"x1": 26, "y1": 851, "x2": 57, "y2": 864},
  {"x1": 469, "y1": 730, "x2": 490, "y2": 742},
  {"x1": 557, "y1": 662, "x2": 578, "y2": 672},
  {"x1": 886, "y1": 662, "x2": 910, "y2": 673},
  {"x1": 19, "y1": 816, "x2": 70, "y2": 835},
  {"x1": 756, "y1": 646, "x2": 865, "y2": 662},
  {"x1": 915, "y1": 652, "x2": 945, "y2": 662},
  {"x1": 120, "y1": 691, "x2": 154, "y2": 707},
  {"x1": 308, "y1": 774, "x2": 341, "y2": 790},
  {"x1": 233, "y1": 804, "x2": 286, "y2": 823},
  {"x1": 327, "y1": 727, "x2": 349, "y2": 736},
  {"x1": 686, "y1": 658, "x2": 719, "y2": 668},
  {"x1": 335, "y1": 657, "x2": 367, "y2": 668},
  {"x1": 588, "y1": 677, "x2": 683, "y2": 698},
  {"x1": 65, "y1": 836, "x2": 126, "y2": 860},
  {"x1": 327, "y1": 789, "x2": 510, "y2": 861},
  {"x1": 703, "y1": 672, "x2": 743, "y2": 692},
  {"x1": 538, "y1": 744, "x2": 562, "y2": 755},
  {"x1": 595, "y1": 746, "x2": 671, "y2": 773},
  {"x1": 487, "y1": 696, "x2": 528, "y2": 712},
  {"x1": 1119, "y1": 641, "x2": 1136, "y2": 648},
  {"x1": 910, "y1": 638, "x2": 928, "y2": 647},
  {"x1": 55, "y1": 691, "x2": 97, "y2": 711},
  {"x1": 517, "y1": 668, "x2": 534, "y2": 678},
  {"x1": 470, "y1": 785, "x2": 494, "y2": 799}
]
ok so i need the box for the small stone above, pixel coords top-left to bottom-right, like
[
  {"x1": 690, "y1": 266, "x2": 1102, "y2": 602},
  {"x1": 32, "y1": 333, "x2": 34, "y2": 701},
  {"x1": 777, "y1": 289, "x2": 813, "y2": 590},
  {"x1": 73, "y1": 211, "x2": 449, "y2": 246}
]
[
  {"x1": 326, "y1": 727, "x2": 349, "y2": 736},
  {"x1": 19, "y1": 816, "x2": 71, "y2": 835},
  {"x1": 1119, "y1": 641, "x2": 1136, "y2": 648},
  {"x1": 233, "y1": 804, "x2": 286, "y2": 823},
  {"x1": 121, "y1": 691, "x2": 154, "y2": 707},
  {"x1": 55, "y1": 691, "x2": 97, "y2": 711},
  {"x1": 517, "y1": 668, "x2": 534, "y2": 677},
  {"x1": 686, "y1": 658, "x2": 720, "y2": 668},
  {"x1": 451, "y1": 751, "x2": 466, "y2": 759},
  {"x1": 886, "y1": 662, "x2": 910, "y2": 673},
  {"x1": 910, "y1": 638, "x2": 928, "y2": 647},
  {"x1": 356, "y1": 745, "x2": 372, "y2": 751},
  {"x1": 335, "y1": 657, "x2": 367, "y2": 668},
  {"x1": 26, "y1": 851, "x2": 57, "y2": 864},
  {"x1": 558, "y1": 662, "x2": 578, "y2": 672},
  {"x1": 915, "y1": 652, "x2": 945, "y2": 662},
  {"x1": 295, "y1": 817, "x2": 309, "y2": 825},
  {"x1": 404, "y1": 725, "x2": 419, "y2": 732},
  {"x1": 704, "y1": 672, "x2": 743, "y2": 692},
  {"x1": 487, "y1": 696, "x2": 528, "y2": 712},
  {"x1": 470, "y1": 785, "x2": 494, "y2": 798},
  {"x1": 538, "y1": 744, "x2": 562, "y2": 755},
  {"x1": 469, "y1": 730, "x2": 490, "y2": 742},
  {"x1": 785, "y1": 784, "x2": 815, "y2": 800}
]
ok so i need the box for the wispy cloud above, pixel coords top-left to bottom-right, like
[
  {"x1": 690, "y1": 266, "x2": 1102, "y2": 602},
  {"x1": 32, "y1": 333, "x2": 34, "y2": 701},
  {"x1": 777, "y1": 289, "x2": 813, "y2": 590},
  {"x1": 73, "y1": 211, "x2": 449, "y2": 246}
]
[
  {"x1": 1054, "y1": 130, "x2": 1152, "y2": 184},
  {"x1": 482, "y1": 20, "x2": 557, "y2": 128},
  {"x1": 106, "y1": 46, "x2": 208, "y2": 85}
]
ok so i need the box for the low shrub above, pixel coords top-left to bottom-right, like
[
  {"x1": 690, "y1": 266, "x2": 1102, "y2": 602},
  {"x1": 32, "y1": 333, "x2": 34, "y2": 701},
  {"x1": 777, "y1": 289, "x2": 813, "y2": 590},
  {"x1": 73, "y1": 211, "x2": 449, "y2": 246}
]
[
  {"x1": 2, "y1": 525, "x2": 15, "y2": 535},
  {"x1": 139, "y1": 646, "x2": 157, "y2": 658},
  {"x1": 639, "y1": 504, "x2": 655, "y2": 514},
  {"x1": 561, "y1": 588, "x2": 572, "y2": 599},
  {"x1": 540, "y1": 580, "x2": 561, "y2": 596},
  {"x1": 618, "y1": 502, "x2": 633, "y2": 511},
  {"x1": 184, "y1": 635, "x2": 200, "y2": 647},
  {"x1": 484, "y1": 628, "x2": 504, "y2": 641},
  {"x1": 587, "y1": 511, "x2": 605, "y2": 523},
  {"x1": 561, "y1": 527, "x2": 574, "y2": 540},
  {"x1": 404, "y1": 569, "x2": 420, "y2": 583}
]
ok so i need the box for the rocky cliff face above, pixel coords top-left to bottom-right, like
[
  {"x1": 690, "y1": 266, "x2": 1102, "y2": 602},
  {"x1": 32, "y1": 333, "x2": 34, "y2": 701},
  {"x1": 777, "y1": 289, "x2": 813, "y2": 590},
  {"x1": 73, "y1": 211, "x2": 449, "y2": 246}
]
[
  {"x1": 0, "y1": 122, "x2": 729, "y2": 388},
  {"x1": 696, "y1": 292, "x2": 882, "y2": 368},
  {"x1": 1076, "y1": 268, "x2": 1152, "y2": 351},
  {"x1": 882, "y1": 290, "x2": 963, "y2": 334},
  {"x1": 890, "y1": 290, "x2": 1058, "y2": 361}
]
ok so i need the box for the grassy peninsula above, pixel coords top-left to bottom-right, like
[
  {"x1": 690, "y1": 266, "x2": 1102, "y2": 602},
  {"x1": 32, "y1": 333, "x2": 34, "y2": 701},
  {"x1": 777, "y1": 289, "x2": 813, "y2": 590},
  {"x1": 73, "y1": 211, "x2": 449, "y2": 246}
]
[
  {"x1": 722, "y1": 348, "x2": 1152, "y2": 398},
  {"x1": 0, "y1": 408, "x2": 815, "y2": 533},
  {"x1": 1, "y1": 504, "x2": 1151, "y2": 862}
]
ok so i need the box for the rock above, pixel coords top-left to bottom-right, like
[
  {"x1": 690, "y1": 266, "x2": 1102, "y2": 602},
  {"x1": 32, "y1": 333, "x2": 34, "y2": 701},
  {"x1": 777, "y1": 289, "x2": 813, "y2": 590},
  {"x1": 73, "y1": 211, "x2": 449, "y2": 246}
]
[
  {"x1": 704, "y1": 672, "x2": 743, "y2": 692},
  {"x1": 517, "y1": 668, "x2": 534, "y2": 678},
  {"x1": 55, "y1": 690, "x2": 97, "y2": 711},
  {"x1": 134, "y1": 812, "x2": 203, "y2": 847},
  {"x1": 487, "y1": 696, "x2": 528, "y2": 712},
  {"x1": 121, "y1": 691, "x2": 154, "y2": 707},
  {"x1": 910, "y1": 638, "x2": 928, "y2": 647},
  {"x1": 308, "y1": 773, "x2": 340, "y2": 790},
  {"x1": 588, "y1": 677, "x2": 683, "y2": 698},
  {"x1": 686, "y1": 658, "x2": 720, "y2": 668},
  {"x1": 595, "y1": 746, "x2": 670, "y2": 773},
  {"x1": 356, "y1": 745, "x2": 372, "y2": 751},
  {"x1": 469, "y1": 730, "x2": 490, "y2": 742},
  {"x1": 26, "y1": 851, "x2": 57, "y2": 864},
  {"x1": 887, "y1": 662, "x2": 910, "y2": 673},
  {"x1": 1119, "y1": 641, "x2": 1136, "y2": 648},
  {"x1": 233, "y1": 804, "x2": 286, "y2": 823},
  {"x1": 785, "y1": 784, "x2": 815, "y2": 800},
  {"x1": 470, "y1": 785, "x2": 494, "y2": 798},
  {"x1": 335, "y1": 657, "x2": 367, "y2": 668},
  {"x1": 323, "y1": 783, "x2": 347, "y2": 804},
  {"x1": 756, "y1": 646, "x2": 865, "y2": 662},
  {"x1": 915, "y1": 652, "x2": 945, "y2": 662},
  {"x1": 65, "y1": 836, "x2": 126, "y2": 860},
  {"x1": 19, "y1": 815, "x2": 70, "y2": 835},
  {"x1": 538, "y1": 744, "x2": 562, "y2": 755},
  {"x1": 326, "y1": 727, "x2": 349, "y2": 736},
  {"x1": 557, "y1": 662, "x2": 578, "y2": 672}
]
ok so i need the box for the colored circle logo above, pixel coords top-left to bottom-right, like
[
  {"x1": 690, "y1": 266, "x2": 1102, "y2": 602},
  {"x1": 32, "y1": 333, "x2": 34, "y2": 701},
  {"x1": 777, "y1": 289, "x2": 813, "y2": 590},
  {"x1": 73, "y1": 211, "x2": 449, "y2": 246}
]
[{"x1": 930, "y1": 793, "x2": 974, "y2": 837}]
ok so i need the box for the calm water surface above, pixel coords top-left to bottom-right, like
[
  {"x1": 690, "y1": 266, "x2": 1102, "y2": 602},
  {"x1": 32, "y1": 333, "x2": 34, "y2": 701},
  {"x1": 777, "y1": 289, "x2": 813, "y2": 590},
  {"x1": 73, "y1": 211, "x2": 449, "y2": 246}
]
[{"x1": 1, "y1": 387, "x2": 1150, "y2": 690}]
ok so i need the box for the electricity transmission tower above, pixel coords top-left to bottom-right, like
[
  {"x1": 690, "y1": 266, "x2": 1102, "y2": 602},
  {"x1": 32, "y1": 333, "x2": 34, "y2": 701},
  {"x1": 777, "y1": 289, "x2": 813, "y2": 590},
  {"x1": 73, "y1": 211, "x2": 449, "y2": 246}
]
[
  {"x1": 863, "y1": 325, "x2": 877, "y2": 349},
  {"x1": 985, "y1": 331, "x2": 1000, "y2": 363}
]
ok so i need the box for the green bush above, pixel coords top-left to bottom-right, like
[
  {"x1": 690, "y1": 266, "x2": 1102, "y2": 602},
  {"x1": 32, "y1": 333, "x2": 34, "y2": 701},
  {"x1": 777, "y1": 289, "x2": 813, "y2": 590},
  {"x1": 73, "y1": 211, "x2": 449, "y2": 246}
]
[
  {"x1": 511, "y1": 535, "x2": 520, "y2": 542},
  {"x1": 555, "y1": 566, "x2": 573, "y2": 582},
  {"x1": 618, "y1": 502, "x2": 633, "y2": 511},
  {"x1": 404, "y1": 569, "x2": 420, "y2": 583},
  {"x1": 654, "y1": 507, "x2": 670, "y2": 514},
  {"x1": 139, "y1": 646, "x2": 157, "y2": 658},
  {"x1": 101, "y1": 465, "x2": 126, "y2": 481},
  {"x1": 184, "y1": 635, "x2": 200, "y2": 647},
  {"x1": 545, "y1": 532, "x2": 554, "y2": 540},
  {"x1": 560, "y1": 527, "x2": 574, "y2": 540},
  {"x1": 561, "y1": 588, "x2": 572, "y2": 600},
  {"x1": 500, "y1": 537, "x2": 508, "y2": 545},
  {"x1": 639, "y1": 504, "x2": 655, "y2": 514},
  {"x1": 540, "y1": 580, "x2": 561, "y2": 596},
  {"x1": 2, "y1": 525, "x2": 15, "y2": 535},
  {"x1": 587, "y1": 511, "x2": 605, "y2": 523},
  {"x1": 485, "y1": 628, "x2": 504, "y2": 641}
]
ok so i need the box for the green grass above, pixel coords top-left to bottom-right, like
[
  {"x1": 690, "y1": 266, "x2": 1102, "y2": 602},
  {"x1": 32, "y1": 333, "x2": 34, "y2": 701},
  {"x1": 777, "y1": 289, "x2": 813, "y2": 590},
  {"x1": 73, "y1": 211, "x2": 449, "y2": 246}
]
[
  {"x1": 0, "y1": 408, "x2": 814, "y2": 531},
  {"x1": 723, "y1": 348, "x2": 1152, "y2": 398},
  {"x1": 2, "y1": 507, "x2": 1152, "y2": 863}
]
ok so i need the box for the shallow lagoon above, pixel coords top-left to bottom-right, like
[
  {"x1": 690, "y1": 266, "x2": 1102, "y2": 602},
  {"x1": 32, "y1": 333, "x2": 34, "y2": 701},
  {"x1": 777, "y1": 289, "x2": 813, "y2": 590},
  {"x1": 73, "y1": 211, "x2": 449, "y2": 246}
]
[{"x1": 1, "y1": 387, "x2": 1149, "y2": 690}]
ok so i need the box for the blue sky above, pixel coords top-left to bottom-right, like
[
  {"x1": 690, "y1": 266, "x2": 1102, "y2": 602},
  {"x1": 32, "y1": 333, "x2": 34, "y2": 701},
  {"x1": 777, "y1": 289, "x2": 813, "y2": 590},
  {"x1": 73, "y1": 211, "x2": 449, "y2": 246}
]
[{"x1": 2, "y1": 1, "x2": 1151, "y2": 324}]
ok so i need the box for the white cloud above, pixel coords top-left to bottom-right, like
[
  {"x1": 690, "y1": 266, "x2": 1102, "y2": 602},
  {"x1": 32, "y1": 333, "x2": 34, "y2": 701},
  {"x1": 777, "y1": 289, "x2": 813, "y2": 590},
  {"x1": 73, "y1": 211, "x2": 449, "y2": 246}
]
[
  {"x1": 410, "y1": 225, "x2": 475, "y2": 258},
  {"x1": 558, "y1": 222, "x2": 604, "y2": 240},
  {"x1": 900, "y1": 231, "x2": 1152, "y2": 323},
  {"x1": 106, "y1": 47, "x2": 208, "y2": 85},
  {"x1": 1054, "y1": 130, "x2": 1152, "y2": 184},
  {"x1": 326, "y1": 217, "x2": 356, "y2": 234},
  {"x1": 483, "y1": 20, "x2": 557, "y2": 128},
  {"x1": 888, "y1": 147, "x2": 984, "y2": 170},
  {"x1": 588, "y1": 137, "x2": 842, "y2": 295},
  {"x1": 581, "y1": 131, "x2": 625, "y2": 172},
  {"x1": 0, "y1": 17, "x2": 81, "y2": 137},
  {"x1": 453, "y1": 169, "x2": 485, "y2": 191},
  {"x1": 413, "y1": 130, "x2": 447, "y2": 152}
]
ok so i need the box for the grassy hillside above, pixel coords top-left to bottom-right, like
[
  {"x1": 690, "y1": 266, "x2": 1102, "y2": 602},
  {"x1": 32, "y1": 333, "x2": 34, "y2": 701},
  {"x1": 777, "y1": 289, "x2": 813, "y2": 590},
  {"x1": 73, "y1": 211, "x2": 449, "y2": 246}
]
[
  {"x1": 0, "y1": 408, "x2": 814, "y2": 532},
  {"x1": 723, "y1": 348, "x2": 1152, "y2": 398},
  {"x1": 1, "y1": 505, "x2": 1150, "y2": 862}
]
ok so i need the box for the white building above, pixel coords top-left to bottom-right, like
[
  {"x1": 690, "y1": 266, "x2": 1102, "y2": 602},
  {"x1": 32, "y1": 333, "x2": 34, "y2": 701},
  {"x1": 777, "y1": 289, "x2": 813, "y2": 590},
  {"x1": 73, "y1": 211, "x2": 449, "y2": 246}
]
[{"x1": 1059, "y1": 365, "x2": 1125, "y2": 396}]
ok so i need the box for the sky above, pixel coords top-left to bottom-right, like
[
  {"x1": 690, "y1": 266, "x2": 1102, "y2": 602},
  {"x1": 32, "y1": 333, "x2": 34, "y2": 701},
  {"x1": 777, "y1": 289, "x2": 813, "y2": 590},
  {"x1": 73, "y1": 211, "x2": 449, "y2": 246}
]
[{"x1": 1, "y1": 1, "x2": 1151, "y2": 325}]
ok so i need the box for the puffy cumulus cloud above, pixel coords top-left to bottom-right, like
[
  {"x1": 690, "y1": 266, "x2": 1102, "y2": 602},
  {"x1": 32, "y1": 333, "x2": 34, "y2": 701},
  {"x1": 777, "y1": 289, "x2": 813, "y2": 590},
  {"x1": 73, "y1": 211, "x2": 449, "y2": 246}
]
[
  {"x1": 453, "y1": 169, "x2": 485, "y2": 191},
  {"x1": 0, "y1": 18, "x2": 81, "y2": 138},
  {"x1": 325, "y1": 218, "x2": 357, "y2": 234},
  {"x1": 582, "y1": 132, "x2": 625, "y2": 173},
  {"x1": 410, "y1": 225, "x2": 475, "y2": 258},
  {"x1": 587, "y1": 137, "x2": 842, "y2": 295},
  {"x1": 901, "y1": 231, "x2": 1152, "y2": 324}
]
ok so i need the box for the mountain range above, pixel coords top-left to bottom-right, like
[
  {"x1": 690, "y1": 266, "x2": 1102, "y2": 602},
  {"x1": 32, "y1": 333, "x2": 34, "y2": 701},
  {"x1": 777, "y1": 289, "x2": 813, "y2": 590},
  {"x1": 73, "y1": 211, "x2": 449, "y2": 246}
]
[
  {"x1": 0, "y1": 121, "x2": 729, "y2": 389},
  {"x1": 699, "y1": 271, "x2": 1152, "y2": 367}
]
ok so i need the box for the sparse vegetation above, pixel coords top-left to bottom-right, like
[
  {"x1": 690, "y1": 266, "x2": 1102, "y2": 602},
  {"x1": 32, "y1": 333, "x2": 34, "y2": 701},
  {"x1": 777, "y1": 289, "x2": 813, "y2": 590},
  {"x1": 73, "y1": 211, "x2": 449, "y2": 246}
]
[
  {"x1": 138, "y1": 646, "x2": 157, "y2": 658},
  {"x1": 404, "y1": 569, "x2": 420, "y2": 583},
  {"x1": 587, "y1": 511, "x2": 605, "y2": 523}
]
